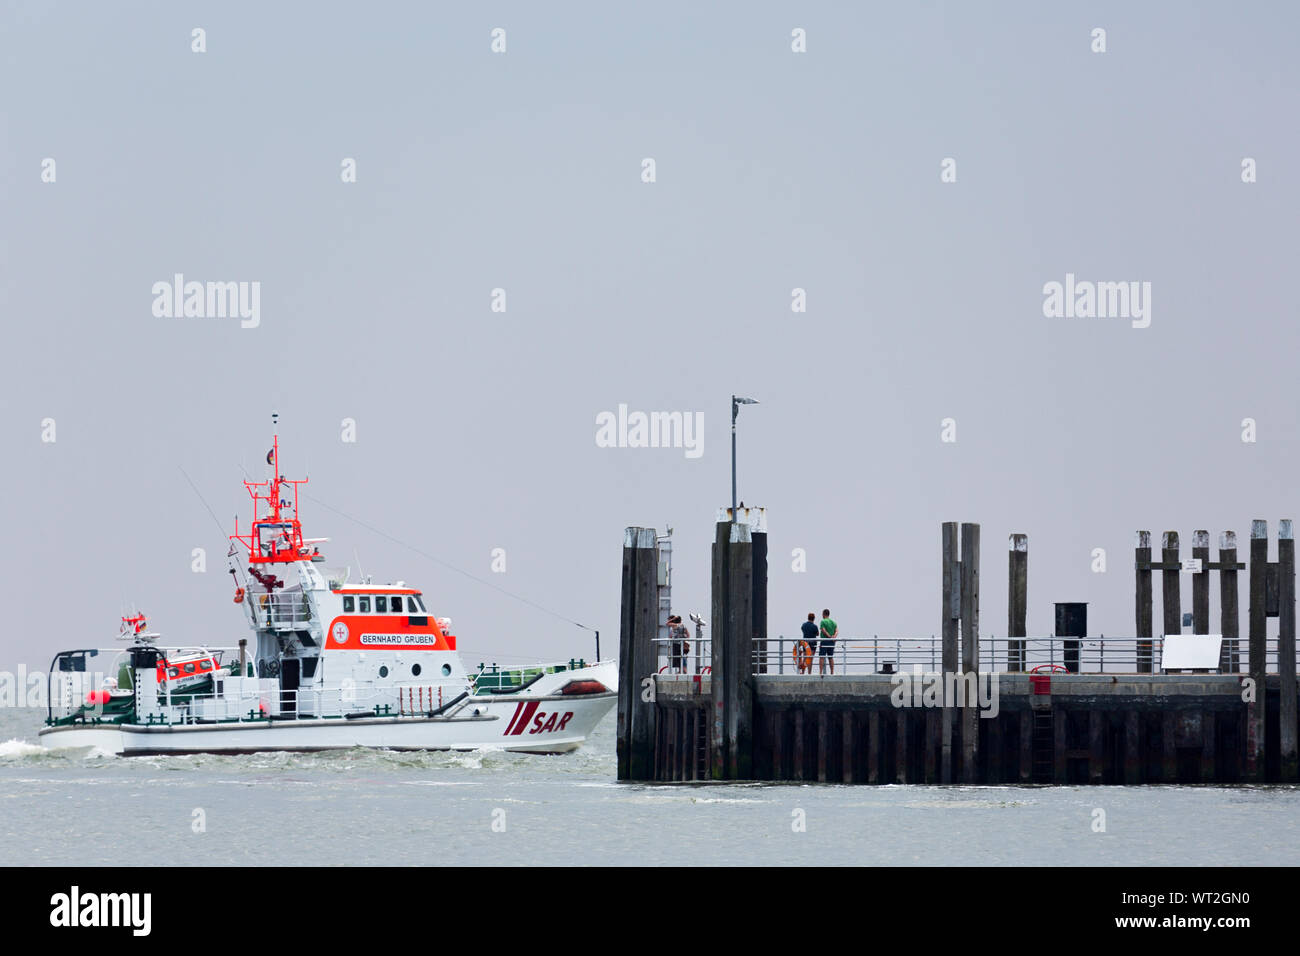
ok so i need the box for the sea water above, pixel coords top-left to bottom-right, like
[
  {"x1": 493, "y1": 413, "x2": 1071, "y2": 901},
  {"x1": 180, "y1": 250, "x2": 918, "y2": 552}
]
[{"x1": 1, "y1": 708, "x2": 1297, "y2": 866}]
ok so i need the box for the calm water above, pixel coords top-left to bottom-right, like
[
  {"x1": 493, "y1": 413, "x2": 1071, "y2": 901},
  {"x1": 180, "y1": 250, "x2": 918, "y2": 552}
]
[{"x1": 2, "y1": 708, "x2": 1298, "y2": 866}]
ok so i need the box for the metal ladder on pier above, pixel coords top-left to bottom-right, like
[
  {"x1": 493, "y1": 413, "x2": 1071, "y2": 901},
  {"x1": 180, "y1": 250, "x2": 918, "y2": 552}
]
[{"x1": 1031, "y1": 710, "x2": 1054, "y2": 783}]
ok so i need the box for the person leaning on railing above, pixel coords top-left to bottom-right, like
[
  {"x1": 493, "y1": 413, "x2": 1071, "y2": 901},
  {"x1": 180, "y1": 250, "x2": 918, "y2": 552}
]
[
  {"x1": 669, "y1": 615, "x2": 690, "y2": 673},
  {"x1": 798, "y1": 613, "x2": 818, "y2": 674}
]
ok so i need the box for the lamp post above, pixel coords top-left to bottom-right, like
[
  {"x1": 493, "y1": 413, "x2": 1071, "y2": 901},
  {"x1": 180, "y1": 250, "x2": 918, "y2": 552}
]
[{"x1": 731, "y1": 395, "x2": 759, "y2": 521}]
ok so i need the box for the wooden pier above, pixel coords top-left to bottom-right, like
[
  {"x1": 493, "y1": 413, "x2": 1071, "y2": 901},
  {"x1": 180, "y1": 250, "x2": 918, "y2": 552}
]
[{"x1": 616, "y1": 516, "x2": 1300, "y2": 785}]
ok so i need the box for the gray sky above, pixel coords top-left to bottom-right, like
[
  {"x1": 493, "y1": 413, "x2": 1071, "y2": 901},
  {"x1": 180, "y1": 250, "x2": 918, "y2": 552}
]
[{"x1": 3, "y1": 1, "x2": 1298, "y2": 672}]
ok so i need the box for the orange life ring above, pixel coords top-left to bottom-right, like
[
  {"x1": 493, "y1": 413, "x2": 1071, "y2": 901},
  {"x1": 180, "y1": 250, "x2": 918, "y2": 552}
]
[
  {"x1": 233, "y1": 587, "x2": 245, "y2": 604},
  {"x1": 794, "y1": 639, "x2": 813, "y2": 671}
]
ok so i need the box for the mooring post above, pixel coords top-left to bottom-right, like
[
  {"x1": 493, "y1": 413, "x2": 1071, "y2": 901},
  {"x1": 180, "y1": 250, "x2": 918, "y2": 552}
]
[
  {"x1": 1248, "y1": 519, "x2": 1268, "y2": 780},
  {"x1": 1162, "y1": 532, "x2": 1182, "y2": 660},
  {"x1": 1279, "y1": 520, "x2": 1297, "y2": 781},
  {"x1": 1008, "y1": 534, "x2": 1027, "y2": 672},
  {"x1": 710, "y1": 516, "x2": 755, "y2": 780},
  {"x1": 1220, "y1": 532, "x2": 1241, "y2": 672},
  {"x1": 960, "y1": 522, "x2": 980, "y2": 783},
  {"x1": 941, "y1": 522, "x2": 959, "y2": 783},
  {"x1": 1192, "y1": 530, "x2": 1210, "y2": 635},
  {"x1": 1136, "y1": 531, "x2": 1153, "y2": 673},
  {"x1": 617, "y1": 527, "x2": 659, "y2": 781}
]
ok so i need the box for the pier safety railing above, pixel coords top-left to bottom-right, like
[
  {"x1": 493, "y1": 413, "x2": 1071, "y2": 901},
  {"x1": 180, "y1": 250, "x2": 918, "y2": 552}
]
[{"x1": 653, "y1": 634, "x2": 1300, "y2": 675}]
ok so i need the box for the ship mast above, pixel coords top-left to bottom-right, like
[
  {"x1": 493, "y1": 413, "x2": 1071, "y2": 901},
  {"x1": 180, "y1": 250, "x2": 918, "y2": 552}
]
[{"x1": 230, "y1": 412, "x2": 313, "y2": 569}]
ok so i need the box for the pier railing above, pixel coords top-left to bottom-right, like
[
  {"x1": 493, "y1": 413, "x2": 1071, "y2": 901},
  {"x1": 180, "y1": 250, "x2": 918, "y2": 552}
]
[{"x1": 652, "y1": 634, "x2": 1300, "y2": 676}]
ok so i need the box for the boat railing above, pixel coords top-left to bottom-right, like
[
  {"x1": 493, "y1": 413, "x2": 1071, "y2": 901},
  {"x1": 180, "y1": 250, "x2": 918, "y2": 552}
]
[
  {"x1": 56, "y1": 674, "x2": 472, "y2": 726},
  {"x1": 252, "y1": 591, "x2": 314, "y2": 629},
  {"x1": 258, "y1": 678, "x2": 471, "y2": 721},
  {"x1": 471, "y1": 659, "x2": 592, "y2": 693}
]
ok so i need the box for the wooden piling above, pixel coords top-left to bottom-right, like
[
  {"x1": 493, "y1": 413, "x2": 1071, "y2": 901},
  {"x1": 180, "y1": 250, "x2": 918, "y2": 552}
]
[
  {"x1": 617, "y1": 527, "x2": 659, "y2": 781},
  {"x1": 1124, "y1": 710, "x2": 1140, "y2": 784},
  {"x1": 842, "y1": 712, "x2": 854, "y2": 783},
  {"x1": 752, "y1": 522, "x2": 769, "y2": 675},
  {"x1": 793, "y1": 710, "x2": 804, "y2": 782},
  {"x1": 681, "y1": 707, "x2": 691, "y2": 780},
  {"x1": 1220, "y1": 532, "x2": 1240, "y2": 672},
  {"x1": 942, "y1": 523, "x2": 959, "y2": 672},
  {"x1": 1192, "y1": 530, "x2": 1210, "y2": 635},
  {"x1": 710, "y1": 518, "x2": 755, "y2": 780},
  {"x1": 1162, "y1": 531, "x2": 1182, "y2": 654},
  {"x1": 1088, "y1": 711, "x2": 1104, "y2": 784},
  {"x1": 1136, "y1": 531, "x2": 1153, "y2": 673},
  {"x1": 1201, "y1": 709, "x2": 1216, "y2": 782},
  {"x1": 1008, "y1": 534, "x2": 1027, "y2": 671},
  {"x1": 1161, "y1": 711, "x2": 1177, "y2": 782},
  {"x1": 1019, "y1": 710, "x2": 1032, "y2": 783},
  {"x1": 924, "y1": 709, "x2": 938, "y2": 783},
  {"x1": 817, "y1": 710, "x2": 828, "y2": 782},
  {"x1": 1248, "y1": 520, "x2": 1267, "y2": 780},
  {"x1": 772, "y1": 709, "x2": 784, "y2": 780},
  {"x1": 896, "y1": 711, "x2": 909, "y2": 784},
  {"x1": 960, "y1": 522, "x2": 980, "y2": 783},
  {"x1": 988, "y1": 712, "x2": 1002, "y2": 784},
  {"x1": 690, "y1": 707, "x2": 701, "y2": 781},
  {"x1": 867, "y1": 710, "x2": 880, "y2": 784},
  {"x1": 1053, "y1": 707, "x2": 1067, "y2": 784},
  {"x1": 1279, "y1": 519, "x2": 1297, "y2": 781},
  {"x1": 941, "y1": 522, "x2": 959, "y2": 783}
]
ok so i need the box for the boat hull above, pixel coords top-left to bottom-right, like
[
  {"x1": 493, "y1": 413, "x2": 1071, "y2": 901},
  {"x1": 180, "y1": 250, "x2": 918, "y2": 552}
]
[{"x1": 39, "y1": 661, "x2": 618, "y2": 757}]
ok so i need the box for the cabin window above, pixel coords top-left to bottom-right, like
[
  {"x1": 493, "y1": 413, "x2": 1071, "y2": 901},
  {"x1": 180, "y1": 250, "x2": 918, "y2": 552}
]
[
  {"x1": 390, "y1": 596, "x2": 403, "y2": 613},
  {"x1": 183, "y1": 662, "x2": 196, "y2": 675},
  {"x1": 302, "y1": 658, "x2": 319, "y2": 679},
  {"x1": 343, "y1": 596, "x2": 354, "y2": 613},
  {"x1": 376, "y1": 596, "x2": 388, "y2": 613},
  {"x1": 411, "y1": 595, "x2": 427, "y2": 613},
  {"x1": 412, "y1": 663, "x2": 422, "y2": 677},
  {"x1": 378, "y1": 665, "x2": 389, "y2": 678},
  {"x1": 168, "y1": 667, "x2": 180, "y2": 678},
  {"x1": 359, "y1": 596, "x2": 370, "y2": 613}
]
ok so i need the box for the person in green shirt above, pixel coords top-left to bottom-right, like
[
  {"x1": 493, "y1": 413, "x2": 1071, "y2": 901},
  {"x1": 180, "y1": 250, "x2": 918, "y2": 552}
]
[{"x1": 819, "y1": 609, "x2": 838, "y2": 675}]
